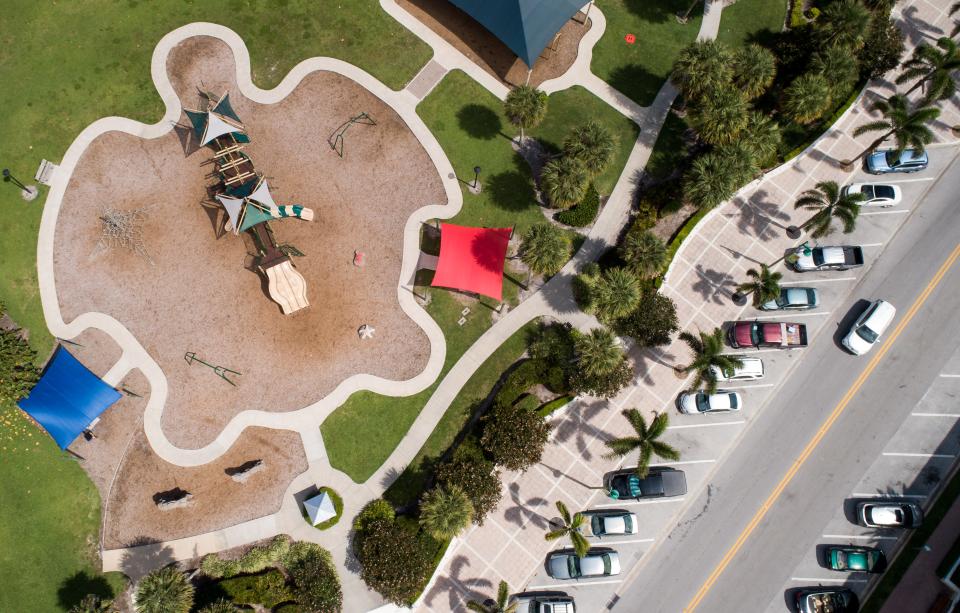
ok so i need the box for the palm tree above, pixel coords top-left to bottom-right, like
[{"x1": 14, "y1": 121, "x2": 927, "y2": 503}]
[
  {"x1": 544, "y1": 500, "x2": 591, "y2": 558},
  {"x1": 620, "y1": 230, "x2": 668, "y2": 278},
  {"x1": 689, "y1": 84, "x2": 749, "y2": 145},
  {"x1": 782, "y1": 72, "x2": 832, "y2": 124},
  {"x1": 677, "y1": 328, "x2": 743, "y2": 394},
  {"x1": 70, "y1": 595, "x2": 115, "y2": 613},
  {"x1": 671, "y1": 40, "x2": 734, "y2": 103},
  {"x1": 794, "y1": 180, "x2": 863, "y2": 238},
  {"x1": 134, "y1": 566, "x2": 194, "y2": 613},
  {"x1": 466, "y1": 580, "x2": 519, "y2": 613},
  {"x1": 564, "y1": 121, "x2": 617, "y2": 176},
  {"x1": 420, "y1": 485, "x2": 474, "y2": 540},
  {"x1": 574, "y1": 328, "x2": 623, "y2": 378},
  {"x1": 735, "y1": 265, "x2": 783, "y2": 309},
  {"x1": 811, "y1": 46, "x2": 860, "y2": 95},
  {"x1": 732, "y1": 44, "x2": 777, "y2": 99},
  {"x1": 741, "y1": 112, "x2": 782, "y2": 167},
  {"x1": 850, "y1": 94, "x2": 940, "y2": 162},
  {"x1": 603, "y1": 409, "x2": 680, "y2": 478},
  {"x1": 520, "y1": 223, "x2": 570, "y2": 276},
  {"x1": 541, "y1": 156, "x2": 589, "y2": 208},
  {"x1": 197, "y1": 602, "x2": 237, "y2": 613},
  {"x1": 683, "y1": 145, "x2": 757, "y2": 209},
  {"x1": 593, "y1": 268, "x2": 642, "y2": 322},
  {"x1": 896, "y1": 37, "x2": 960, "y2": 102},
  {"x1": 816, "y1": 0, "x2": 871, "y2": 50},
  {"x1": 503, "y1": 85, "x2": 547, "y2": 140}
]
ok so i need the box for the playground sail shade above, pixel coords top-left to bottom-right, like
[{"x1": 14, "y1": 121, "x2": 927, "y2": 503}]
[
  {"x1": 430, "y1": 223, "x2": 511, "y2": 301},
  {"x1": 184, "y1": 93, "x2": 250, "y2": 146},
  {"x1": 448, "y1": 0, "x2": 584, "y2": 67},
  {"x1": 17, "y1": 347, "x2": 122, "y2": 449}
]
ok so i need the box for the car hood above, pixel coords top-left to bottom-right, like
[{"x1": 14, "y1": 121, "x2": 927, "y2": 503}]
[
  {"x1": 679, "y1": 393, "x2": 697, "y2": 414},
  {"x1": 661, "y1": 470, "x2": 688, "y2": 496},
  {"x1": 548, "y1": 555, "x2": 572, "y2": 579},
  {"x1": 844, "y1": 330, "x2": 873, "y2": 355},
  {"x1": 732, "y1": 322, "x2": 753, "y2": 346},
  {"x1": 866, "y1": 151, "x2": 890, "y2": 170}
]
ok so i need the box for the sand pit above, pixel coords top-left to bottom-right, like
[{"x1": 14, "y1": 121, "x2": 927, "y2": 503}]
[
  {"x1": 103, "y1": 426, "x2": 306, "y2": 548},
  {"x1": 53, "y1": 36, "x2": 446, "y2": 448}
]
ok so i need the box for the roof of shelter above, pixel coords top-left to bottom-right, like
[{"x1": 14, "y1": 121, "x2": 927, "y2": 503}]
[
  {"x1": 430, "y1": 223, "x2": 511, "y2": 301},
  {"x1": 304, "y1": 491, "x2": 337, "y2": 525},
  {"x1": 448, "y1": 0, "x2": 584, "y2": 67},
  {"x1": 17, "y1": 347, "x2": 122, "y2": 449}
]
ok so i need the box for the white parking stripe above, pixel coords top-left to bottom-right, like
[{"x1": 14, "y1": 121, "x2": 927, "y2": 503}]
[
  {"x1": 668, "y1": 420, "x2": 746, "y2": 429},
  {"x1": 526, "y1": 580, "x2": 624, "y2": 589},
  {"x1": 723, "y1": 348, "x2": 790, "y2": 354},
  {"x1": 912, "y1": 412, "x2": 960, "y2": 418},
  {"x1": 860, "y1": 209, "x2": 911, "y2": 216},
  {"x1": 720, "y1": 383, "x2": 775, "y2": 390},
  {"x1": 822, "y1": 534, "x2": 899, "y2": 541},
  {"x1": 881, "y1": 177, "x2": 936, "y2": 183},
  {"x1": 851, "y1": 493, "x2": 927, "y2": 499},
  {"x1": 780, "y1": 277, "x2": 857, "y2": 285},
  {"x1": 883, "y1": 452, "x2": 956, "y2": 458},
  {"x1": 755, "y1": 312, "x2": 830, "y2": 319},
  {"x1": 860, "y1": 242, "x2": 884, "y2": 247},
  {"x1": 649, "y1": 459, "x2": 717, "y2": 466},
  {"x1": 595, "y1": 538, "x2": 655, "y2": 545},
  {"x1": 594, "y1": 498, "x2": 686, "y2": 508},
  {"x1": 791, "y1": 577, "x2": 869, "y2": 583},
  {"x1": 940, "y1": 374, "x2": 960, "y2": 378}
]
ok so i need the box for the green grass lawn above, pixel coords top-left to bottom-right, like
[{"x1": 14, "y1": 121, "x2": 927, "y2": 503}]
[
  {"x1": 0, "y1": 402, "x2": 126, "y2": 612},
  {"x1": 644, "y1": 111, "x2": 690, "y2": 182},
  {"x1": 591, "y1": 0, "x2": 704, "y2": 107},
  {"x1": 0, "y1": 0, "x2": 431, "y2": 358},
  {"x1": 383, "y1": 322, "x2": 538, "y2": 508},
  {"x1": 533, "y1": 86, "x2": 640, "y2": 195},
  {"x1": 715, "y1": 0, "x2": 787, "y2": 48}
]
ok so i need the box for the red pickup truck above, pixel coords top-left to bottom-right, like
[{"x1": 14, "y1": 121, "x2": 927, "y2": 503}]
[{"x1": 728, "y1": 321, "x2": 808, "y2": 349}]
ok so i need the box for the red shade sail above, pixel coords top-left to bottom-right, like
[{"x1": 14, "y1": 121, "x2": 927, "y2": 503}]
[{"x1": 430, "y1": 223, "x2": 511, "y2": 301}]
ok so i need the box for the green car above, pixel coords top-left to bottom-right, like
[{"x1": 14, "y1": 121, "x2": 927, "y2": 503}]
[{"x1": 826, "y1": 545, "x2": 886, "y2": 573}]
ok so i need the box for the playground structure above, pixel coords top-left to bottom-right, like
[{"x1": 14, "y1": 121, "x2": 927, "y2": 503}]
[
  {"x1": 184, "y1": 91, "x2": 313, "y2": 314},
  {"x1": 327, "y1": 112, "x2": 376, "y2": 158}
]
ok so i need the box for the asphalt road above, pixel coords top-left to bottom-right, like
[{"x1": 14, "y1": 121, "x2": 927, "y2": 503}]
[{"x1": 613, "y1": 150, "x2": 960, "y2": 612}]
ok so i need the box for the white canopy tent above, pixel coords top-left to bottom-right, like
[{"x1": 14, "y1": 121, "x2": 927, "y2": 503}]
[{"x1": 303, "y1": 490, "x2": 337, "y2": 525}]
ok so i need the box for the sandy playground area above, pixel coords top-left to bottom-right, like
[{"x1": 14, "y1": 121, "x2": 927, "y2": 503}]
[{"x1": 53, "y1": 36, "x2": 447, "y2": 449}]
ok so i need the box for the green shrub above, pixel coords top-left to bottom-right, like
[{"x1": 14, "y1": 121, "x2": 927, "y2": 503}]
[
  {"x1": 302, "y1": 487, "x2": 344, "y2": 531},
  {"x1": 214, "y1": 570, "x2": 292, "y2": 608},
  {"x1": 286, "y1": 544, "x2": 342, "y2": 613},
  {"x1": 481, "y1": 403, "x2": 552, "y2": 472},
  {"x1": 630, "y1": 199, "x2": 658, "y2": 234},
  {"x1": 537, "y1": 396, "x2": 573, "y2": 417},
  {"x1": 661, "y1": 206, "x2": 711, "y2": 282},
  {"x1": 493, "y1": 360, "x2": 539, "y2": 409},
  {"x1": 790, "y1": 0, "x2": 807, "y2": 27},
  {"x1": 0, "y1": 319, "x2": 40, "y2": 404},
  {"x1": 353, "y1": 499, "x2": 395, "y2": 533},
  {"x1": 512, "y1": 394, "x2": 541, "y2": 413},
  {"x1": 614, "y1": 289, "x2": 680, "y2": 348},
  {"x1": 555, "y1": 184, "x2": 600, "y2": 227},
  {"x1": 539, "y1": 364, "x2": 569, "y2": 394},
  {"x1": 435, "y1": 443, "x2": 502, "y2": 525},
  {"x1": 355, "y1": 518, "x2": 433, "y2": 606},
  {"x1": 200, "y1": 535, "x2": 291, "y2": 579}
]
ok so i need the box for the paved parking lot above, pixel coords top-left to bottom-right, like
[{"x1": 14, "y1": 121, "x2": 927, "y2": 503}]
[{"x1": 763, "y1": 346, "x2": 960, "y2": 611}]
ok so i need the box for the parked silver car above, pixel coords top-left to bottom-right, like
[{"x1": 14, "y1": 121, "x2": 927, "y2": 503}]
[
  {"x1": 678, "y1": 390, "x2": 742, "y2": 414},
  {"x1": 547, "y1": 550, "x2": 621, "y2": 580}
]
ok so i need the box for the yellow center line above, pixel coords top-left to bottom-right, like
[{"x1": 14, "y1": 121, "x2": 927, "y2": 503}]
[{"x1": 685, "y1": 241, "x2": 960, "y2": 612}]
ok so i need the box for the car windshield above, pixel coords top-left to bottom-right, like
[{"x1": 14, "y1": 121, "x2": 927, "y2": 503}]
[
  {"x1": 862, "y1": 185, "x2": 876, "y2": 199},
  {"x1": 835, "y1": 551, "x2": 847, "y2": 567},
  {"x1": 885, "y1": 150, "x2": 901, "y2": 166},
  {"x1": 568, "y1": 556, "x2": 579, "y2": 577},
  {"x1": 857, "y1": 325, "x2": 879, "y2": 343},
  {"x1": 813, "y1": 250, "x2": 825, "y2": 266},
  {"x1": 602, "y1": 554, "x2": 612, "y2": 575},
  {"x1": 622, "y1": 514, "x2": 634, "y2": 533},
  {"x1": 591, "y1": 515, "x2": 604, "y2": 535},
  {"x1": 875, "y1": 185, "x2": 895, "y2": 199},
  {"x1": 750, "y1": 325, "x2": 761, "y2": 346},
  {"x1": 729, "y1": 394, "x2": 738, "y2": 410},
  {"x1": 696, "y1": 394, "x2": 711, "y2": 412}
]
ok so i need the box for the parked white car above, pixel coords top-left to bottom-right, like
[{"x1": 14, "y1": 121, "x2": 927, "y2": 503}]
[
  {"x1": 842, "y1": 299, "x2": 896, "y2": 355},
  {"x1": 843, "y1": 183, "x2": 902, "y2": 207},
  {"x1": 678, "y1": 390, "x2": 742, "y2": 414},
  {"x1": 710, "y1": 357, "x2": 764, "y2": 381}
]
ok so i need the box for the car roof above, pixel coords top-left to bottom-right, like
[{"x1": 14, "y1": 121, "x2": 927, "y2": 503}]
[
  {"x1": 870, "y1": 505, "x2": 903, "y2": 524},
  {"x1": 898, "y1": 149, "x2": 928, "y2": 163},
  {"x1": 784, "y1": 288, "x2": 813, "y2": 305},
  {"x1": 580, "y1": 554, "x2": 607, "y2": 575},
  {"x1": 865, "y1": 300, "x2": 896, "y2": 330},
  {"x1": 707, "y1": 392, "x2": 736, "y2": 409}
]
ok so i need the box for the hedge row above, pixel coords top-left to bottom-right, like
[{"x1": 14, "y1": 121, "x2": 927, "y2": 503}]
[
  {"x1": 555, "y1": 184, "x2": 600, "y2": 227},
  {"x1": 200, "y1": 535, "x2": 292, "y2": 579}
]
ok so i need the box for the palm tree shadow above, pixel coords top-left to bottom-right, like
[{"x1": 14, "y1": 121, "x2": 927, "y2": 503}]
[
  {"x1": 539, "y1": 462, "x2": 605, "y2": 490},
  {"x1": 57, "y1": 571, "x2": 116, "y2": 611},
  {"x1": 690, "y1": 264, "x2": 737, "y2": 304},
  {"x1": 119, "y1": 536, "x2": 176, "y2": 581},
  {"x1": 422, "y1": 553, "x2": 493, "y2": 610},
  {"x1": 552, "y1": 398, "x2": 613, "y2": 461},
  {"x1": 504, "y1": 481, "x2": 552, "y2": 530}
]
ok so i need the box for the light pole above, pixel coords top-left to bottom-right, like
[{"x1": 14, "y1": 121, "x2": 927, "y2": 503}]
[
  {"x1": 470, "y1": 165, "x2": 482, "y2": 194},
  {"x1": 2, "y1": 169, "x2": 27, "y2": 191}
]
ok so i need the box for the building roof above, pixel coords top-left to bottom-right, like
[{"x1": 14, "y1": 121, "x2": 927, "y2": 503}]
[
  {"x1": 430, "y1": 223, "x2": 511, "y2": 301},
  {"x1": 304, "y1": 490, "x2": 337, "y2": 525},
  {"x1": 17, "y1": 347, "x2": 122, "y2": 449},
  {"x1": 449, "y1": 0, "x2": 584, "y2": 67}
]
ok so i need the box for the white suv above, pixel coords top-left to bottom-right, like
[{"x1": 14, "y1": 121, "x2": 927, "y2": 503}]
[
  {"x1": 843, "y1": 300, "x2": 896, "y2": 355},
  {"x1": 710, "y1": 357, "x2": 764, "y2": 381}
]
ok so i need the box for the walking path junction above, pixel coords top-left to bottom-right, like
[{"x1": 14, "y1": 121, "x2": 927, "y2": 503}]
[{"x1": 31, "y1": 1, "x2": 960, "y2": 612}]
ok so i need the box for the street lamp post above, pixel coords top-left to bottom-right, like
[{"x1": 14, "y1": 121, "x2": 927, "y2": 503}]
[
  {"x1": 473, "y1": 166, "x2": 481, "y2": 189},
  {"x1": 2, "y1": 169, "x2": 28, "y2": 192}
]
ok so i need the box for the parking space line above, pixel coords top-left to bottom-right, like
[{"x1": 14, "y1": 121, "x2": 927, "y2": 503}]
[
  {"x1": 649, "y1": 459, "x2": 717, "y2": 466},
  {"x1": 860, "y1": 242, "x2": 884, "y2": 247},
  {"x1": 790, "y1": 577, "x2": 869, "y2": 583},
  {"x1": 594, "y1": 498, "x2": 686, "y2": 508},
  {"x1": 755, "y1": 312, "x2": 830, "y2": 319},
  {"x1": 912, "y1": 412, "x2": 960, "y2": 418},
  {"x1": 720, "y1": 383, "x2": 775, "y2": 390},
  {"x1": 859, "y1": 209, "x2": 911, "y2": 216},
  {"x1": 527, "y1": 579, "x2": 624, "y2": 589},
  {"x1": 822, "y1": 534, "x2": 899, "y2": 541},
  {"x1": 851, "y1": 493, "x2": 927, "y2": 498},
  {"x1": 596, "y1": 538, "x2": 656, "y2": 546},
  {"x1": 668, "y1": 420, "x2": 745, "y2": 430},
  {"x1": 882, "y1": 177, "x2": 936, "y2": 183},
  {"x1": 882, "y1": 452, "x2": 956, "y2": 458},
  {"x1": 940, "y1": 374, "x2": 960, "y2": 378},
  {"x1": 780, "y1": 277, "x2": 857, "y2": 285}
]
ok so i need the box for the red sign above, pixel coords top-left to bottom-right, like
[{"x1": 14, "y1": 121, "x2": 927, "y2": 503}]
[{"x1": 625, "y1": 33, "x2": 636, "y2": 44}]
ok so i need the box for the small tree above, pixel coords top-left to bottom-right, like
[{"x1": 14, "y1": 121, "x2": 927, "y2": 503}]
[
  {"x1": 689, "y1": 84, "x2": 749, "y2": 146},
  {"x1": 671, "y1": 40, "x2": 734, "y2": 102},
  {"x1": 574, "y1": 328, "x2": 622, "y2": 378},
  {"x1": 603, "y1": 410, "x2": 680, "y2": 478},
  {"x1": 782, "y1": 72, "x2": 832, "y2": 124},
  {"x1": 677, "y1": 328, "x2": 743, "y2": 394},
  {"x1": 541, "y1": 156, "x2": 589, "y2": 208},
  {"x1": 741, "y1": 112, "x2": 782, "y2": 167},
  {"x1": 613, "y1": 290, "x2": 679, "y2": 348},
  {"x1": 356, "y1": 518, "x2": 432, "y2": 606},
  {"x1": 896, "y1": 37, "x2": 959, "y2": 102},
  {"x1": 70, "y1": 595, "x2": 115, "y2": 613},
  {"x1": 850, "y1": 94, "x2": 939, "y2": 163},
  {"x1": 858, "y1": 15, "x2": 905, "y2": 80},
  {"x1": 569, "y1": 359, "x2": 633, "y2": 398},
  {"x1": 816, "y1": 0, "x2": 871, "y2": 50},
  {"x1": 520, "y1": 223, "x2": 570, "y2": 276},
  {"x1": 503, "y1": 85, "x2": 547, "y2": 140},
  {"x1": 811, "y1": 46, "x2": 860, "y2": 96},
  {"x1": 466, "y1": 580, "x2": 518, "y2": 613},
  {"x1": 732, "y1": 44, "x2": 777, "y2": 99},
  {"x1": 197, "y1": 602, "x2": 236, "y2": 613},
  {"x1": 564, "y1": 121, "x2": 617, "y2": 176},
  {"x1": 287, "y1": 544, "x2": 343, "y2": 612},
  {"x1": 621, "y1": 230, "x2": 668, "y2": 278},
  {"x1": 419, "y1": 485, "x2": 474, "y2": 540},
  {"x1": 134, "y1": 566, "x2": 194, "y2": 613},
  {"x1": 481, "y1": 403, "x2": 552, "y2": 472},
  {"x1": 736, "y1": 265, "x2": 783, "y2": 309},
  {"x1": 436, "y1": 447, "x2": 503, "y2": 525},
  {"x1": 794, "y1": 180, "x2": 863, "y2": 238},
  {"x1": 0, "y1": 317, "x2": 40, "y2": 404},
  {"x1": 591, "y1": 268, "x2": 642, "y2": 323},
  {"x1": 683, "y1": 146, "x2": 756, "y2": 210},
  {"x1": 544, "y1": 501, "x2": 590, "y2": 557}
]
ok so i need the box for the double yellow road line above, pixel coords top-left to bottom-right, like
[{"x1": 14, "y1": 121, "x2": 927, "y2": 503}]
[{"x1": 685, "y1": 241, "x2": 960, "y2": 612}]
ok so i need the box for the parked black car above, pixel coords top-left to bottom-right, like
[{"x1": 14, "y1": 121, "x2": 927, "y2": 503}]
[{"x1": 605, "y1": 467, "x2": 687, "y2": 500}]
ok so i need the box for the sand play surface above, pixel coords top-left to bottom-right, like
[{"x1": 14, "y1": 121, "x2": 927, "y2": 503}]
[{"x1": 53, "y1": 36, "x2": 447, "y2": 449}]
